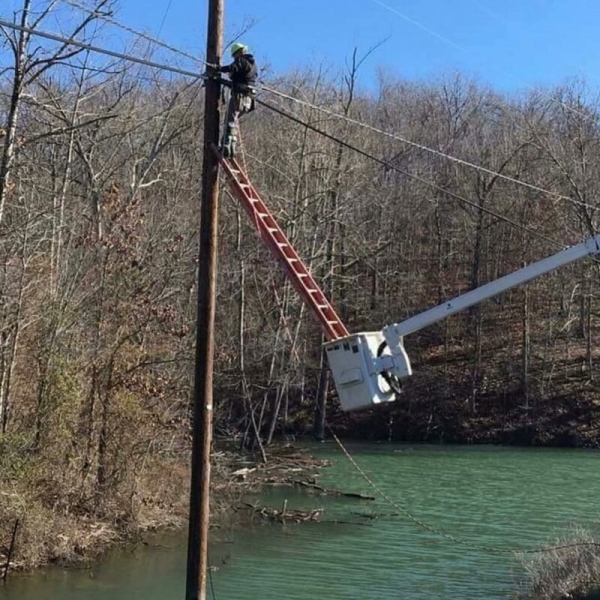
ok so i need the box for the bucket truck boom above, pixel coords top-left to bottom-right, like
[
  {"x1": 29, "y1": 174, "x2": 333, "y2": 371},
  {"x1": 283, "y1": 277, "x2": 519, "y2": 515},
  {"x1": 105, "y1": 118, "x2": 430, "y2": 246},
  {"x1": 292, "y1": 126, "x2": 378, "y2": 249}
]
[
  {"x1": 324, "y1": 235, "x2": 600, "y2": 411},
  {"x1": 214, "y1": 146, "x2": 600, "y2": 412}
]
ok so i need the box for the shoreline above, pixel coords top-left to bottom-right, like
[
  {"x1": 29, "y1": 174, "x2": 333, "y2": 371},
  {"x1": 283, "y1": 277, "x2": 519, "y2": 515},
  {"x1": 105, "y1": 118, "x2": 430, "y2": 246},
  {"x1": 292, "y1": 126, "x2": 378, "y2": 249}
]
[
  {"x1": 0, "y1": 443, "x2": 328, "y2": 577},
  {"x1": 2, "y1": 421, "x2": 599, "y2": 578}
]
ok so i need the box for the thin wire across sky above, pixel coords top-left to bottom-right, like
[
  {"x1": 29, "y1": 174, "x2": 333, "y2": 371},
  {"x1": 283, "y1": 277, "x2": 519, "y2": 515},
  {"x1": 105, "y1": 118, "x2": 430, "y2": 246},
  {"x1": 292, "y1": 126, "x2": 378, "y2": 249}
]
[{"x1": 0, "y1": 8, "x2": 595, "y2": 242}]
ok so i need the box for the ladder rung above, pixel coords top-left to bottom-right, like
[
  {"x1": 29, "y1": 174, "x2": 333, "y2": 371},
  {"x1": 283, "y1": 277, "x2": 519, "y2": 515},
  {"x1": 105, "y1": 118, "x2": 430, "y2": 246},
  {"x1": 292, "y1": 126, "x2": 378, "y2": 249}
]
[{"x1": 220, "y1": 157, "x2": 348, "y2": 339}]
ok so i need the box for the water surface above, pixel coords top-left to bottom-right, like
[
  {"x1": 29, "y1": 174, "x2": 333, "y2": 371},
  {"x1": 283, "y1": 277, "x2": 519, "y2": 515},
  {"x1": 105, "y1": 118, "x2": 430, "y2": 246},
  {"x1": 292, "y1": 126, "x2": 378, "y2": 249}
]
[{"x1": 2, "y1": 443, "x2": 599, "y2": 599}]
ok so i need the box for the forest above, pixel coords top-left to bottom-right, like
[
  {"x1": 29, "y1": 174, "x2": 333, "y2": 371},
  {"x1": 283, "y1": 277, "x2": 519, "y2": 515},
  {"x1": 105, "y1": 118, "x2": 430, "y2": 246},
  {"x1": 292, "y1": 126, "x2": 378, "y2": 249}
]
[{"x1": 1, "y1": 0, "x2": 600, "y2": 569}]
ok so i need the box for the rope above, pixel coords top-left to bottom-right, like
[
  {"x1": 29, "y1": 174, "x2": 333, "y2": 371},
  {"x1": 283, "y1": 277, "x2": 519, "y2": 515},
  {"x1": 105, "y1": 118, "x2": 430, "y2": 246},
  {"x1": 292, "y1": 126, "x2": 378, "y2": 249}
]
[
  {"x1": 255, "y1": 96, "x2": 567, "y2": 250},
  {"x1": 207, "y1": 551, "x2": 217, "y2": 600},
  {"x1": 330, "y1": 429, "x2": 600, "y2": 555}
]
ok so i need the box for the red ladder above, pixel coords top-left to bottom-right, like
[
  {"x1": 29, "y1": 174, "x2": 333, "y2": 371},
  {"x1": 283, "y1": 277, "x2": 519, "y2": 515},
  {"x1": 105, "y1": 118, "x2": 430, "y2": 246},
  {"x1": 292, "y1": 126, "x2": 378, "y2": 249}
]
[{"x1": 212, "y1": 144, "x2": 349, "y2": 342}]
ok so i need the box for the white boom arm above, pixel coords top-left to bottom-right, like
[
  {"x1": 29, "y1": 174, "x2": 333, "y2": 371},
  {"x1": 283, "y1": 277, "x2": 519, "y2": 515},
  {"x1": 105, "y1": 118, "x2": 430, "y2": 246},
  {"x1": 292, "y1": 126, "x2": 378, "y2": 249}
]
[{"x1": 325, "y1": 234, "x2": 600, "y2": 411}]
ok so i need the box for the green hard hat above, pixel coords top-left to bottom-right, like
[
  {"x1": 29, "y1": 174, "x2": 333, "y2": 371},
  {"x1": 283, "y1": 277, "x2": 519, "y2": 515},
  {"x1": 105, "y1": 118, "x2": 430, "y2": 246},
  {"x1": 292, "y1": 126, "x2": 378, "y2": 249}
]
[{"x1": 230, "y1": 42, "x2": 247, "y2": 56}]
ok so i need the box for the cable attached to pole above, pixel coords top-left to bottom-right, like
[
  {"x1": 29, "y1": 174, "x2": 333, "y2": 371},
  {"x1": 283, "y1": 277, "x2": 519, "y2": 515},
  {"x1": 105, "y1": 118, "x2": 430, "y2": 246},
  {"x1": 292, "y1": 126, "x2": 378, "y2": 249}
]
[{"x1": 255, "y1": 96, "x2": 566, "y2": 250}]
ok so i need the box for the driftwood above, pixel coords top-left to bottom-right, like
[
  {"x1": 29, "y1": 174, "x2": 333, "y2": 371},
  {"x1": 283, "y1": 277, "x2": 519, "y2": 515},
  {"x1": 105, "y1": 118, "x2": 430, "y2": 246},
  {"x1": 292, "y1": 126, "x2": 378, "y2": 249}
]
[
  {"x1": 320, "y1": 520, "x2": 373, "y2": 527},
  {"x1": 294, "y1": 480, "x2": 376, "y2": 500},
  {"x1": 237, "y1": 503, "x2": 376, "y2": 528},
  {"x1": 228, "y1": 448, "x2": 374, "y2": 530},
  {"x1": 351, "y1": 511, "x2": 400, "y2": 520},
  {"x1": 239, "y1": 501, "x2": 323, "y2": 523},
  {"x1": 230, "y1": 467, "x2": 257, "y2": 479},
  {"x1": 260, "y1": 476, "x2": 376, "y2": 500}
]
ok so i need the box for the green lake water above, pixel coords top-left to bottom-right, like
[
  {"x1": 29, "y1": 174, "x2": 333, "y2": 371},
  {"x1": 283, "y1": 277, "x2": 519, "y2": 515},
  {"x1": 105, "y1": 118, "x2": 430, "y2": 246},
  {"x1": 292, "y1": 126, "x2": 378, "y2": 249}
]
[{"x1": 1, "y1": 442, "x2": 599, "y2": 599}]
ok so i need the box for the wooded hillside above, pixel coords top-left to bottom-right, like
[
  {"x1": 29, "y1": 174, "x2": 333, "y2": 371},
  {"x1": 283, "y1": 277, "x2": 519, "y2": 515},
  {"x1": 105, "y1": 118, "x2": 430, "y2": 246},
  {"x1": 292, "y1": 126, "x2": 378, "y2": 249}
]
[{"x1": 2, "y1": 0, "x2": 600, "y2": 567}]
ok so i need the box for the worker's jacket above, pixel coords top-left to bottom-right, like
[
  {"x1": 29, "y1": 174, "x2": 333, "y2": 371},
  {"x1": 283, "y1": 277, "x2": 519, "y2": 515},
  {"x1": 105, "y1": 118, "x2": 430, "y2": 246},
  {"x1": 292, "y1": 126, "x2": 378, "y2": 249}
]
[{"x1": 220, "y1": 54, "x2": 258, "y2": 92}]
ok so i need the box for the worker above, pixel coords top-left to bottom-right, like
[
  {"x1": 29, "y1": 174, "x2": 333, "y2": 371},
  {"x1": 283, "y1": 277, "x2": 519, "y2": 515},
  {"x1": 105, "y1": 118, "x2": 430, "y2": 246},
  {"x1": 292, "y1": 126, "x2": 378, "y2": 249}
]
[{"x1": 218, "y1": 42, "x2": 258, "y2": 158}]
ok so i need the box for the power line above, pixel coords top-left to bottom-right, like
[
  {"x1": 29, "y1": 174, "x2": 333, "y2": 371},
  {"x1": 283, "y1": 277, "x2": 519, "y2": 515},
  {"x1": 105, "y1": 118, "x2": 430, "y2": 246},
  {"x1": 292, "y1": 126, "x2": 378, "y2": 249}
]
[
  {"x1": 260, "y1": 85, "x2": 595, "y2": 212},
  {"x1": 1, "y1": 12, "x2": 595, "y2": 232},
  {"x1": 255, "y1": 96, "x2": 567, "y2": 250},
  {"x1": 0, "y1": 15, "x2": 208, "y2": 80},
  {"x1": 61, "y1": 0, "x2": 209, "y2": 66},
  {"x1": 7, "y1": 8, "x2": 595, "y2": 214}
]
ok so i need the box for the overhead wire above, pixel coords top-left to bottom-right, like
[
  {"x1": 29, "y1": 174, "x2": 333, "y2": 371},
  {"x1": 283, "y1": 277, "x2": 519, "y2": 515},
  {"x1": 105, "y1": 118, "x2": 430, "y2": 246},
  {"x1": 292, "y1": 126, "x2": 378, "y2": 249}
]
[
  {"x1": 254, "y1": 96, "x2": 568, "y2": 250},
  {"x1": 60, "y1": 0, "x2": 593, "y2": 149},
  {"x1": 9, "y1": 7, "x2": 597, "y2": 215},
  {"x1": 0, "y1": 15, "x2": 208, "y2": 79},
  {"x1": 259, "y1": 85, "x2": 596, "y2": 213},
  {"x1": 46, "y1": 1, "x2": 596, "y2": 214},
  {"x1": 1, "y1": 14, "x2": 595, "y2": 254},
  {"x1": 60, "y1": 0, "x2": 209, "y2": 66}
]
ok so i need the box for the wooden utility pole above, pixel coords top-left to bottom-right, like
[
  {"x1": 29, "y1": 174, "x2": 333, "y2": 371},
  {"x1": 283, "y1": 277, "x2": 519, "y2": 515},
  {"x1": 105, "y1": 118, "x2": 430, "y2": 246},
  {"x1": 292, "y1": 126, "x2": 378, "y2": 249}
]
[{"x1": 185, "y1": 0, "x2": 223, "y2": 598}]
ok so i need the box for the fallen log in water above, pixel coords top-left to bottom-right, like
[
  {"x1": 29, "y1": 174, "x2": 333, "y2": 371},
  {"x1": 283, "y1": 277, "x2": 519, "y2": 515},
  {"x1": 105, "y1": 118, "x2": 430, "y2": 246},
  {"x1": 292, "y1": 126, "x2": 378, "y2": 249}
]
[
  {"x1": 293, "y1": 480, "x2": 376, "y2": 500},
  {"x1": 350, "y1": 511, "x2": 401, "y2": 519},
  {"x1": 238, "y1": 501, "x2": 323, "y2": 523}
]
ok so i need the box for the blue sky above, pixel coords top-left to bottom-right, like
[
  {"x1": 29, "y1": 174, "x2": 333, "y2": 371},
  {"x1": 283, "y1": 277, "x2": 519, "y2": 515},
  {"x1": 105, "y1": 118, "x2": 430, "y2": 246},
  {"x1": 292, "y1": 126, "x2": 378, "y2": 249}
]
[
  {"x1": 122, "y1": 0, "x2": 600, "y2": 93},
  {"x1": 3, "y1": 0, "x2": 600, "y2": 94}
]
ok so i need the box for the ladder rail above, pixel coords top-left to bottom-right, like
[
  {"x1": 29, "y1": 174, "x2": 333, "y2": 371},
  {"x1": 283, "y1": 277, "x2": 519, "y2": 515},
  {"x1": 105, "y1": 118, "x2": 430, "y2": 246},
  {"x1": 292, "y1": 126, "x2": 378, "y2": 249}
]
[{"x1": 212, "y1": 144, "x2": 349, "y2": 341}]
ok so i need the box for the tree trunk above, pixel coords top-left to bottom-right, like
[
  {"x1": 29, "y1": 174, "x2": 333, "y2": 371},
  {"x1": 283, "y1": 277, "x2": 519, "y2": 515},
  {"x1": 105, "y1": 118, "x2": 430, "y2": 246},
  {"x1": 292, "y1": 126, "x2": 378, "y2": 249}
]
[
  {"x1": 312, "y1": 347, "x2": 329, "y2": 440},
  {"x1": 521, "y1": 285, "x2": 530, "y2": 408},
  {"x1": 237, "y1": 208, "x2": 266, "y2": 461},
  {"x1": 0, "y1": 0, "x2": 31, "y2": 226}
]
